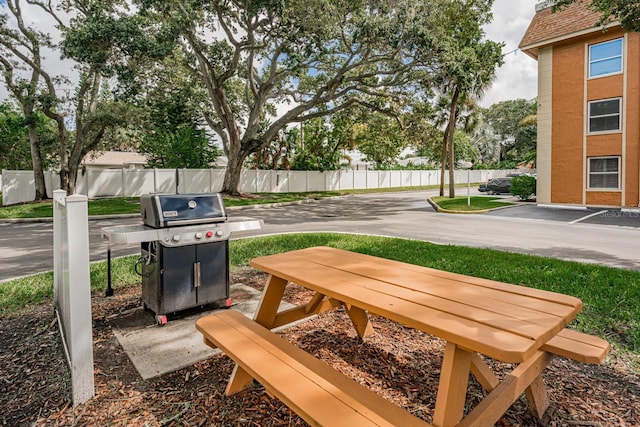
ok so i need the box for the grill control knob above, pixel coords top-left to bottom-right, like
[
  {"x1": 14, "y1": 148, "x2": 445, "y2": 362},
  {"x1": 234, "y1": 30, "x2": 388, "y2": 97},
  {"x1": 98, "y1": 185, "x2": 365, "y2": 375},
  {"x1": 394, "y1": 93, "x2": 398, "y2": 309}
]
[
  {"x1": 195, "y1": 232, "x2": 203, "y2": 239},
  {"x1": 206, "y1": 231, "x2": 213, "y2": 238},
  {"x1": 215, "y1": 230, "x2": 223, "y2": 237},
  {"x1": 172, "y1": 234, "x2": 181, "y2": 242}
]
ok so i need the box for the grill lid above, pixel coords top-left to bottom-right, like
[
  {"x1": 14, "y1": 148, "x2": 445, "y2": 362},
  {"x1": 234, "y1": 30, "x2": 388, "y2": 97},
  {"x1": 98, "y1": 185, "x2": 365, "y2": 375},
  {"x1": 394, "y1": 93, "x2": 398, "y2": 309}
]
[{"x1": 141, "y1": 193, "x2": 227, "y2": 228}]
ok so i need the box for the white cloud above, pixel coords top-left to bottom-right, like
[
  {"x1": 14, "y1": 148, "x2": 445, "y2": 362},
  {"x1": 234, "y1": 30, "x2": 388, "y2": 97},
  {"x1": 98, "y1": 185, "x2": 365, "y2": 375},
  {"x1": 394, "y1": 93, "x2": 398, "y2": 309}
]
[{"x1": 480, "y1": 0, "x2": 539, "y2": 107}]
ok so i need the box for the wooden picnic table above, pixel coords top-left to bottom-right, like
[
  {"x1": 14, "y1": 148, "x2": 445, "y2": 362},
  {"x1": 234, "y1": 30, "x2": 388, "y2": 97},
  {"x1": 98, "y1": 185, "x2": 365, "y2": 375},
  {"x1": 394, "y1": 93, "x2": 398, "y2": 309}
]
[{"x1": 209, "y1": 246, "x2": 602, "y2": 426}]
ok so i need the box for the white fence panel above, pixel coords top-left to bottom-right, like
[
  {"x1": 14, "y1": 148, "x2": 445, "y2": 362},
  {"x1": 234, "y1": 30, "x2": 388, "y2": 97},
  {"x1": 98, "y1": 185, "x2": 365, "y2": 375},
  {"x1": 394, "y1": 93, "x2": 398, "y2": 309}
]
[
  {"x1": 378, "y1": 171, "x2": 391, "y2": 188},
  {"x1": 272, "y1": 171, "x2": 290, "y2": 192},
  {"x1": 399, "y1": 171, "x2": 411, "y2": 187},
  {"x1": 288, "y1": 171, "x2": 307, "y2": 192},
  {"x1": 124, "y1": 169, "x2": 155, "y2": 197},
  {"x1": 155, "y1": 169, "x2": 177, "y2": 193},
  {"x1": 325, "y1": 171, "x2": 341, "y2": 191},
  {"x1": 256, "y1": 170, "x2": 272, "y2": 193},
  {"x1": 425, "y1": 170, "x2": 439, "y2": 186},
  {"x1": 363, "y1": 171, "x2": 375, "y2": 189},
  {"x1": 88, "y1": 169, "x2": 122, "y2": 198},
  {"x1": 181, "y1": 169, "x2": 211, "y2": 193},
  {"x1": 339, "y1": 170, "x2": 354, "y2": 190},
  {"x1": 389, "y1": 171, "x2": 402, "y2": 187},
  {"x1": 307, "y1": 171, "x2": 325, "y2": 192},
  {"x1": 45, "y1": 170, "x2": 62, "y2": 195},
  {"x1": 53, "y1": 190, "x2": 94, "y2": 406},
  {"x1": 209, "y1": 169, "x2": 225, "y2": 192},
  {"x1": 353, "y1": 171, "x2": 367, "y2": 189},
  {"x1": 239, "y1": 169, "x2": 257, "y2": 193},
  {"x1": 2, "y1": 170, "x2": 34, "y2": 204}
]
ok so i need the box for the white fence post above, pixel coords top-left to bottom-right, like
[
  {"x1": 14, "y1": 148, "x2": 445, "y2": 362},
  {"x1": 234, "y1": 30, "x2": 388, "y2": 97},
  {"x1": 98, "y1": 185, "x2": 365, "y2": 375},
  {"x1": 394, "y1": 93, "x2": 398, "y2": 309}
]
[{"x1": 53, "y1": 190, "x2": 94, "y2": 406}]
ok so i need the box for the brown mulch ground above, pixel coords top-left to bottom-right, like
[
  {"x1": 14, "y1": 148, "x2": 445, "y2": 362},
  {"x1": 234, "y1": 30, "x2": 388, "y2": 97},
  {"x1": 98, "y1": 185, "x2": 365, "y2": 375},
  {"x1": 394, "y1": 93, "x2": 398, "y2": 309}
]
[{"x1": 2, "y1": 269, "x2": 639, "y2": 427}]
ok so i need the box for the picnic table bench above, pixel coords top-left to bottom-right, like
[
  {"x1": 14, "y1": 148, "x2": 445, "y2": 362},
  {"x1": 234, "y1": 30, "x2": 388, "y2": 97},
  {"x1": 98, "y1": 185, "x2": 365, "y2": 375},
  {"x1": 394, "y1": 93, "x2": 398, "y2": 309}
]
[{"x1": 196, "y1": 246, "x2": 610, "y2": 426}]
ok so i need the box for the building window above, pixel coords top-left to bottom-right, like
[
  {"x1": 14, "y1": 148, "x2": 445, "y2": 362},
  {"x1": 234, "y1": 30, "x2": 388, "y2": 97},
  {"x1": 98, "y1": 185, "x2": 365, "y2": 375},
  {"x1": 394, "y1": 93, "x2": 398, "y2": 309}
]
[
  {"x1": 589, "y1": 38, "x2": 623, "y2": 78},
  {"x1": 588, "y1": 157, "x2": 620, "y2": 189},
  {"x1": 588, "y1": 98, "x2": 621, "y2": 133}
]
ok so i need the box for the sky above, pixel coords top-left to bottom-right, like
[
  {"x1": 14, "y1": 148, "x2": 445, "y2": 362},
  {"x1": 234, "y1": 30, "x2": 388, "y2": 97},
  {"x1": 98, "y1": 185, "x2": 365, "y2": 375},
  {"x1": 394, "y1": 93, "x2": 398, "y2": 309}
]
[
  {"x1": 481, "y1": 0, "x2": 540, "y2": 107},
  {"x1": 0, "y1": 0, "x2": 541, "y2": 108}
]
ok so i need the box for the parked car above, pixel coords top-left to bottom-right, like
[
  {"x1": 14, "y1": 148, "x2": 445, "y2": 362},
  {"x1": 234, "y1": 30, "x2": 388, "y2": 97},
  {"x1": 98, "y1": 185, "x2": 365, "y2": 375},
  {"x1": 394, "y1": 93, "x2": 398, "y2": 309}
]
[{"x1": 478, "y1": 177, "x2": 513, "y2": 194}]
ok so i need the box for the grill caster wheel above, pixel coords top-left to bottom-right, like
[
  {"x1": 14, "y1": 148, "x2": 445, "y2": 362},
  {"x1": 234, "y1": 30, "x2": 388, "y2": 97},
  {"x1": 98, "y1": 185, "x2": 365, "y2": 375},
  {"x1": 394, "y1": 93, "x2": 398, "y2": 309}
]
[
  {"x1": 224, "y1": 298, "x2": 233, "y2": 309},
  {"x1": 155, "y1": 314, "x2": 168, "y2": 326}
]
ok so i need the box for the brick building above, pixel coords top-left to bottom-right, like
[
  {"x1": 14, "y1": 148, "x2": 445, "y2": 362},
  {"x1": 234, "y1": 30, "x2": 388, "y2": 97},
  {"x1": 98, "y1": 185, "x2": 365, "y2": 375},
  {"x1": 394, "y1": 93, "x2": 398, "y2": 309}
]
[{"x1": 520, "y1": 1, "x2": 640, "y2": 207}]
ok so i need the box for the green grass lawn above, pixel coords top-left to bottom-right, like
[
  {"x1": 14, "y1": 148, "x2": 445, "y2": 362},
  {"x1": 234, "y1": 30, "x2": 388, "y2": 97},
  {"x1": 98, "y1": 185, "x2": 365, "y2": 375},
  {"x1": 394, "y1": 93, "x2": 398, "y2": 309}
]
[
  {"x1": 432, "y1": 195, "x2": 515, "y2": 211},
  {"x1": 0, "y1": 197, "x2": 143, "y2": 218},
  {"x1": 1, "y1": 233, "x2": 638, "y2": 367}
]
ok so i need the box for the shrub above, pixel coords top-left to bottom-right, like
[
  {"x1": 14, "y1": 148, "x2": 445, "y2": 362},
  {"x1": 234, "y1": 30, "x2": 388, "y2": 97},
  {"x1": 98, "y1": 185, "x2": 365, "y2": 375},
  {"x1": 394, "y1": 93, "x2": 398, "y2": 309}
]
[{"x1": 510, "y1": 175, "x2": 536, "y2": 200}]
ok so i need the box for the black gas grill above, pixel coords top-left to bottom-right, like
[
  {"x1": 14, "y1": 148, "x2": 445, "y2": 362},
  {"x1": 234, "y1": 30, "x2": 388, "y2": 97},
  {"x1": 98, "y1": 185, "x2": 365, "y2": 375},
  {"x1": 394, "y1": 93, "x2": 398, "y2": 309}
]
[
  {"x1": 101, "y1": 193, "x2": 262, "y2": 325},
  {"x1": 139, "y1": 193, "x2": 235, "y2": 324}
]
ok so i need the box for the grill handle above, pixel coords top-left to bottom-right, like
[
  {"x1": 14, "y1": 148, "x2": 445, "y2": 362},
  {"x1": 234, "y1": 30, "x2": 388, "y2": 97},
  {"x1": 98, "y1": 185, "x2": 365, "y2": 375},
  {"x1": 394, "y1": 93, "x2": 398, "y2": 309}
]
[{"x1": 194, "y1": 262, "x2": 201, "y2": 288}]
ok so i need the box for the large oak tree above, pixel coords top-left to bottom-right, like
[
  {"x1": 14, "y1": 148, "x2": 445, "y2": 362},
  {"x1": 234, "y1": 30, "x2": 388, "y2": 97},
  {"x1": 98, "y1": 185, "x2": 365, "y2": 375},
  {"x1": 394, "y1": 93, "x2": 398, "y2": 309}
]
[
  {"x1": 0, "y1": 0, "x2": 142, "y2": 196},
  {"x1": 131, "y1": 0, "x2": 445, "y2": 194}
]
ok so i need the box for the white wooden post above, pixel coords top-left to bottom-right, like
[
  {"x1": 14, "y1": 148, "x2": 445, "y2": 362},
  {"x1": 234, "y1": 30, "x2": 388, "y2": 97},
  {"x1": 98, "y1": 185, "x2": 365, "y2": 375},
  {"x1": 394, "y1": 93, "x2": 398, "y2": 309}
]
[{"x1": 53, "y1": 190, "x2": 95, "y2": 406}]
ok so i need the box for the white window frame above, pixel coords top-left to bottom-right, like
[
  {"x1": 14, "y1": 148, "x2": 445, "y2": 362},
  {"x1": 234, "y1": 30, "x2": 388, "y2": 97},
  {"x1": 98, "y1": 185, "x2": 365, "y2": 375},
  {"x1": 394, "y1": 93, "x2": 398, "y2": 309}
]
[
  {"x1": 588, "y1": 156, "x2": 620, "y2": 190},
  {"x1": 589, "y1": 38, "x2": 623, "y2": 79},
  {"x1": 588, "y1": 97, "x2": 621, "y2": 134}
]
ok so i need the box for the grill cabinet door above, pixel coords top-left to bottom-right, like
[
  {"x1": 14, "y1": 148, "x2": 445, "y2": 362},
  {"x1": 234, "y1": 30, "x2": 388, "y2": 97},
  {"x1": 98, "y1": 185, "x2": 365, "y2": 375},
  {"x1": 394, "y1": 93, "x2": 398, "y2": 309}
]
[
  {"x1": 160, "y1": 245, "x2": 198, "y2": 313},
  {"x1": 195, "y1": 241, "x2": 229, "y2": 304}
]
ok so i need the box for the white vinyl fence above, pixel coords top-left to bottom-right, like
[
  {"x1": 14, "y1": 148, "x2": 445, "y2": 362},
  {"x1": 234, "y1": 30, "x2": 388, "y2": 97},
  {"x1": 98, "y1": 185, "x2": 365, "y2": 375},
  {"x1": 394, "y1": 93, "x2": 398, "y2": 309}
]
[{"x1": 2, "y1": 168, "x2": 520, "y2": 205}]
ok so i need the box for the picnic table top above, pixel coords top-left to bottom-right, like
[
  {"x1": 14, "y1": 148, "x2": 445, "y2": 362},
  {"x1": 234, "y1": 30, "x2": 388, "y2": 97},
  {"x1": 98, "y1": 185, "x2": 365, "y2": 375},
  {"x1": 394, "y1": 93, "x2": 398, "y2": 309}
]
[{"x1": 250, "y1": 246, "x2": 583, "y2": 363}]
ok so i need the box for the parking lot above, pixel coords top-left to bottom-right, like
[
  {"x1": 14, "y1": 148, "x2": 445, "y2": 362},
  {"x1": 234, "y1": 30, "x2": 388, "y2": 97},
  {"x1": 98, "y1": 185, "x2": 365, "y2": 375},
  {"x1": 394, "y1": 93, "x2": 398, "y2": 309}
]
[{"x1": 487, "y1": 202, "x2": 640, "y2": 228}]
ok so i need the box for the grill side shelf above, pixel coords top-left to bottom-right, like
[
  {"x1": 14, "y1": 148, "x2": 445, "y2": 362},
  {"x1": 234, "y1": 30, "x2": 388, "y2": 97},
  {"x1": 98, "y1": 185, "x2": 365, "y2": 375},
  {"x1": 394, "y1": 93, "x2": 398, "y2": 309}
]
[{"x1": 102, "y1": 225, "x2": 160, "y2": 244}]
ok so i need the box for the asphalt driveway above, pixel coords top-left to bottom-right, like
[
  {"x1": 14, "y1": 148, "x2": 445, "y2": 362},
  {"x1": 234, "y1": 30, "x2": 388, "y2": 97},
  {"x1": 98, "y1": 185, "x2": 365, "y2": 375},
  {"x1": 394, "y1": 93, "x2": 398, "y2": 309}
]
[{"x1": 3, "y1": 191, "x2": 640, "y2": 281}]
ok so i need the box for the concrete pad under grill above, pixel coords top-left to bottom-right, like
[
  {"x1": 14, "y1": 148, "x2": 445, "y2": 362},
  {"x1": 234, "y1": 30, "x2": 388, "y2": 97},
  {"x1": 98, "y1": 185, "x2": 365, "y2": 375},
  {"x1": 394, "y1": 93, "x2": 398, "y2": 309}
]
[{"x1": 111, "y1": 283, "x2": 298, "y2": 379}]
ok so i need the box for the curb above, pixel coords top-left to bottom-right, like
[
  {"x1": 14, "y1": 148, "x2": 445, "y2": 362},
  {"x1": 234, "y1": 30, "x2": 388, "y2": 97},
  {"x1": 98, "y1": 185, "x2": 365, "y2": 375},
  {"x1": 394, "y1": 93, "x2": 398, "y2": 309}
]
[{"x1": 427, "y1": 197, "x2": 491, "y2": 214}]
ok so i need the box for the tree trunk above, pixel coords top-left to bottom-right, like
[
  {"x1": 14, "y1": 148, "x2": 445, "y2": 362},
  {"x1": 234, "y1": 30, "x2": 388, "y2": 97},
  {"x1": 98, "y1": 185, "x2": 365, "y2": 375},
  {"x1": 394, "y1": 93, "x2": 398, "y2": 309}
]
[
  {"x1": 439, "y1": 129, "x2": 448, "y2": 197},
  {"x1": 448, "y1": 128, "x2": 456, "y2": 199},
  {"x1": 222, "y1": 145, "x2": 248, "y2": 195},
  {"x1": 66, "y1": 142, "x2": 86, "y2": 195},
  {"x1": 446, "y1": 85, "x2": 461, "y2": 199},
  {"x1": 25, "y1": 112, "x2": 48, "y2": 201}
]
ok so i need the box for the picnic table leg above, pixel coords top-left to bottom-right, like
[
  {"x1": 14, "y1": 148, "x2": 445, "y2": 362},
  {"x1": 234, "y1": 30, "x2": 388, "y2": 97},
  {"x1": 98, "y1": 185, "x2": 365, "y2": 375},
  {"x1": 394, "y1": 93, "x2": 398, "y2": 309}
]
[
  {"x1": 253, "y1": 275, "x2": 289, "y2": 328},
  {"x1": 433, "y1": 342, "x2": 473, "y2": 427},
  {"x1": 225, "y1": 275, "x2": 289, "y2": 394},
  {"x1": 225, "y1": 364, "x2": 256, "y2": 395},
  {"x1": 345, "y1": 304, "x2": 374, "y2": 338},
  {"x1": 525, "y1": 374, "x2": 550, "y2": 419},
  {"x1": 456, "y1": 350, "x2": 552, "y2": 427},
  {"x1": 470, "y1": 353, "x2": 499, "y2": 392}
]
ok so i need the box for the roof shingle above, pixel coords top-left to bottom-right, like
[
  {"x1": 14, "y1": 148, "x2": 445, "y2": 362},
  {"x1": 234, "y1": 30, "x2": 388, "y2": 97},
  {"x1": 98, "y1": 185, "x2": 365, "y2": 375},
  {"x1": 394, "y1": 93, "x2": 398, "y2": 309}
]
[{"x1": 519, "y1": 0, "x2": 604, "y2": 54}]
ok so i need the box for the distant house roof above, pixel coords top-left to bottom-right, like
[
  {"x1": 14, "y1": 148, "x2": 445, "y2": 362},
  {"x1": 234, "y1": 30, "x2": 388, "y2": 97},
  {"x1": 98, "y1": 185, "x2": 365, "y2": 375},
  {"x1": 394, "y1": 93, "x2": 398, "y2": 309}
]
[
  {"x1": 83, "y1": 151, "x2": 147, "y2": 168},
  {"x1": 519, "y1": 1, "x2": 608, "y2": 58}
]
